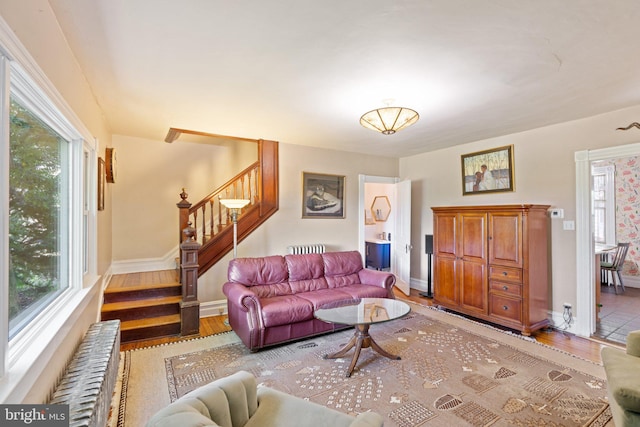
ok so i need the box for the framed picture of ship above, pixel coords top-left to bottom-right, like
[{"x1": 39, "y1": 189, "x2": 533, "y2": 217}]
[{"x1": 302, "y1": 172, "x2": 345, "y2": 218}]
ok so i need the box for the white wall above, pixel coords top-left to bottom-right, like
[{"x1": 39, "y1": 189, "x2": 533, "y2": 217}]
[
  {"x1": 196, "y1": 142, "x2": 399, "y2": 302},
  {"x1": 111, "y1": 134, "x2": 257, "y2": 261},
  {"x1": 400, "y1": 103, "x2": 640, "y2": 320}
]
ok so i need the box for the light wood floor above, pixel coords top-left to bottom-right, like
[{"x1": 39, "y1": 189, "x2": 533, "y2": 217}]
[{"x1": 117, "y1": 277, "x2": 620, "y2": 363}]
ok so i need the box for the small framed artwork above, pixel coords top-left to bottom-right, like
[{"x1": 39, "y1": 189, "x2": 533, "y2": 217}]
[
  {"x1": 302, "y1": 172, "x2": 345, "y2": 218},
  {"x1": 461, "y1": 145, "x2": 515, "y2": 195},
  {"x1": 98, "y1": 157, "x2": 105, "y2": 211}
]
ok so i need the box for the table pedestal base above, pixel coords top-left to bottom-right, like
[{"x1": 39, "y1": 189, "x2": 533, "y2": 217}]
[{"x1": 323, "y1": 324, "x2": 400, "y2": 377}]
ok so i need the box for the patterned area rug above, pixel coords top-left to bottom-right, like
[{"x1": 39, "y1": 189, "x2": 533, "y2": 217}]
[{"x1": 115, "y1": 302, "x2": 613, "y2": 427}]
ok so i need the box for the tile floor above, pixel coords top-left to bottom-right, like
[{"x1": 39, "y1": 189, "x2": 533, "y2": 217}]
[{"x1": 593, "y1": 284, "x2": 640, "y2": 345}]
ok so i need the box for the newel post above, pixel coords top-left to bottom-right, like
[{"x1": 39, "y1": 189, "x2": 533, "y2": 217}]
[
  {"x1": 177, "y1": 188, "x2": 192, "y2": 247},
  {"x1": 180, "y1": 222, "x2": 201, "y2": 336}
]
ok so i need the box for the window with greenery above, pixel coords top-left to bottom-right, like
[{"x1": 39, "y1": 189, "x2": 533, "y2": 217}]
[{"x1": 8, "y1": 97, "x2": 69, "y2": 339}]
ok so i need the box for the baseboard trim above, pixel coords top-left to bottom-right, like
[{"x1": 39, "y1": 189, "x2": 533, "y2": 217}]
[
  {"x1": 200, "y1": 300, "x2": 227, "y2": 318},
  {"x1": 621, "y1": 274, "x2": 640, "y2": 289},
  {"x1": 111, "y1": 248, "x2": 179, "y2": 274}
]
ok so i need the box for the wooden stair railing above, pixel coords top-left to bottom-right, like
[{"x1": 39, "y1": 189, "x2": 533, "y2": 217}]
[
  {"x1": 177, "y1": 139, "x2": 279, "y2": 276},
  {"x1": 178, "y1": 161, "x2": 260, "y2": 247}
]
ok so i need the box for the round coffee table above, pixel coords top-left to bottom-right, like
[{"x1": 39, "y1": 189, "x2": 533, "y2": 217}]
[{"x1": 314, "y1": 297, "x2": 411, "y2": 377}]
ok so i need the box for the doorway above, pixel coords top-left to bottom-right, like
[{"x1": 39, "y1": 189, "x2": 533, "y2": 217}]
[
  {"x1": 575, "y1": 141, "x2": 640, "y2": 343},
  {"x1": 590, "y1": 157, "x2": 640, "y2": 344},
  {"x1": 358, "y1": 175, "x2": 412, "y2": 295}
]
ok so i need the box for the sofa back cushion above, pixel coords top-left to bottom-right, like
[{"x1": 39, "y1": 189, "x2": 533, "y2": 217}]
[
  {"x1": 322, "y1": 251, "x2": 363, "y2": 288},
  {"x1": 228, "y1": 256, "x2": 289, "y2": 286},
  {"x1": 284, "y1": 253, "x2": 329, "y2": 293}
]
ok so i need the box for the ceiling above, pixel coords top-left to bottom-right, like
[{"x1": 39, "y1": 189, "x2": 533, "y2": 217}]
[{"x1": 47, "y1": 1, "x2": 640, "y2": 158}]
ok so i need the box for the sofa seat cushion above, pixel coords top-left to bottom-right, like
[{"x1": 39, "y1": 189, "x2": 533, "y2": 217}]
[
  {"x1": 602, "y1": 346, "x2": 640, "y2": 413},
  {"x1": 260, "y1": 295, "x2": 314, "y2": 327},
  {"x1": 295, "y1": 288, "x2": 354, "y2": 310},
  {"x1": 338, "y1": 284, "x2": 390, "y2": 300}
]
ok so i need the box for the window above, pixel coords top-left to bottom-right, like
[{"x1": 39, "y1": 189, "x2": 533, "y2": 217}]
[
  {"x1": 1, "y1": 50, "x2": 96, "y2": 380},
  {"x1": 592, "y1": 164, "x2": 615, "y2": 245},
  {"x1": 8, "y1": 97, "x2": 70, "y2": 338}
]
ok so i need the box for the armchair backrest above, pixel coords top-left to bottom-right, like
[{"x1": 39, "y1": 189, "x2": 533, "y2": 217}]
[{"x1": 146, "y1": 371, "x2": 258, "y2": 427}]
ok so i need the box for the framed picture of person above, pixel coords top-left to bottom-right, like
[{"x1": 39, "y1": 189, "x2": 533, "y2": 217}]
[
  {"x1": 302, "y1": 172, "x2": 345, "y2": 218},
  {"x1": 461, "y1": 145, "x2": 515, "y2": 195}
]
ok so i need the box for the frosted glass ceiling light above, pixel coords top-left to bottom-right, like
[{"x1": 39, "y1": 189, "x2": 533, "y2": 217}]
[{"x1": 360, "y1": 105, "x2": 419, "y2": 135}]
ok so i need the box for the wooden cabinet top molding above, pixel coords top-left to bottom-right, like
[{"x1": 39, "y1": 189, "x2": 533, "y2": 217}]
[{"x1": 432, "y1": 204, "x2": 550, "y2": 212}]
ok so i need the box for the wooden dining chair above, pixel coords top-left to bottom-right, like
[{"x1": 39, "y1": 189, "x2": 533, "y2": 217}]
[{"x1": 601, "y1": 242, "x2": 630, "y2": 294}]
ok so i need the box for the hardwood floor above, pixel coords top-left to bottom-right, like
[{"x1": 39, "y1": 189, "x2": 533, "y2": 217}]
[
  {"x1": 594, "y1": 285, "x2": 640, "y2": 345},
  {"x1": 118, "y1": 282, "x2": 618, "y2": 363}
]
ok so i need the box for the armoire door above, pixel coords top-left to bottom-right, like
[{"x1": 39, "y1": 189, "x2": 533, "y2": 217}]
[
  {"x1": 458, "y1": 213, "x2": 488, "y2": 313},
  {"x1": 488, "y1": 211, "x2": 523, "y2": 268},
  {"x1": 433, "y1": 212, "x2": 459, "y2": 307}
]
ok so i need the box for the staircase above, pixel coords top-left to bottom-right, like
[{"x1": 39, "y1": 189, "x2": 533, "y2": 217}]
[{"x1": 102, "y1": 138, "x2": 279, "y2": 343}]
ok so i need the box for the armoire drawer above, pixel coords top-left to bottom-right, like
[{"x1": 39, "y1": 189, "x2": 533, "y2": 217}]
[
  {"x1": 489, "y1": 294, "x2": 522, "y2": 323},
  {"x1": 489, "y1": 281, "x2": 522, "y2": 297},
  {"x1": 489, "y1": 266, "x2": 522, "y2": 283}
]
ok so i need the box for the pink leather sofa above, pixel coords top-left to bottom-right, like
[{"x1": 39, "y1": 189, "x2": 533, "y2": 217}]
[{"x1": 223, "y1": 250, "x2": 396, "y2": 351}]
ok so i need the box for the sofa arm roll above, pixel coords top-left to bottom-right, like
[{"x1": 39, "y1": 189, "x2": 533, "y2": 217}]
[
  {"x1": 223, "y1": 282, "x2": 260, "y2": 312},
  {"x1": 358, "y1": 269, "x2": 396, "y2": 292},
  {"x1": 602, "y1": 346, "x2": 640, "y2": 413},
  {"x1": 349, "y1": 412, "x2": 384, "y2": 427},
  {"x1": 626, "y1": 330, "x2": 640, "y2": 357}
]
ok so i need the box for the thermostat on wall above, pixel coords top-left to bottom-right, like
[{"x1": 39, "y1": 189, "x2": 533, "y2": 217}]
[{"x1": 549, "y1": 209, "x2": 564, "y2": 219}]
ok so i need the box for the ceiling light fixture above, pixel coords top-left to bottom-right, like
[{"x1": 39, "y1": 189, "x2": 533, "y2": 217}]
[{"x1": 360, "y1": 104, "x2": 419, "y2": 135}]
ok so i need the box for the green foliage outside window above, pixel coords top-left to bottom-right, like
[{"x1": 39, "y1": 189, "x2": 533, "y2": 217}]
[{"x1": 8, "y1": 98, "x2": 66, "y2": 329}]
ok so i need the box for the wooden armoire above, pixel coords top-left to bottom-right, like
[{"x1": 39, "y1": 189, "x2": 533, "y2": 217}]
[{"x1": 432, "y1": 204, "x2": 550, "y2": 335}]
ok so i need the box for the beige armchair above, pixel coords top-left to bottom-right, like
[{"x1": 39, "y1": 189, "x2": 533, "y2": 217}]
[
  {"x1": 146, "y1": 370, "x2": 384, "y2": 427},
  {"x1": 602, "y1": 330, "x2": 640, "y2": 427}
]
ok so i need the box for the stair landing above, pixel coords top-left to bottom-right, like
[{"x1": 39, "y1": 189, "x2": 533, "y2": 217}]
[{"x1": 103, "y1": 270, "x2": 183, "y2": 343}]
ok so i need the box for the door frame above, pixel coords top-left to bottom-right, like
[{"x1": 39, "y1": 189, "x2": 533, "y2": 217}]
[
  {"x1": 575, "y1": 141, "x2": 640, "y2": 337},
  {"x1": 358, "y1": 174, "x2": 400, "y2": 272}
]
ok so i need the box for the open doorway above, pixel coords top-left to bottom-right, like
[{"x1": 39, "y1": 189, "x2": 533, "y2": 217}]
[
  {"x1": 358, "y1": 175, "x2": 412, "y2": 295},
  {"x1": 575, "y1": 142, "x2": 640, "y2": 344},
  {"x1": 590, "y1": 157, "x2": 640, "y2": 344}
]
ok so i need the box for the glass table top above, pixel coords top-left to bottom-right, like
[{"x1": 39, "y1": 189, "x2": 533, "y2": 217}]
[{"x1": 314, "y1": 298, "x2": 411, "y2": 326}]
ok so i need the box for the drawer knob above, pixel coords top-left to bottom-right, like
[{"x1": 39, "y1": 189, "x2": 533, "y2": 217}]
[
  {"x1": 502, "y1": 285, "x2": 508, "y2": 291},
  {"x1": 502, "y1": 305, "x2": 509, "y2": 310},
  {"x1": 502, "y1": 271, "x2": 508, "y2": 276}
]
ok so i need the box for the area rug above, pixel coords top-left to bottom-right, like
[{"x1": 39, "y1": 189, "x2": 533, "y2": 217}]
[{"x1": 115, "y1": 302, "x2": 612, "y2": 427}]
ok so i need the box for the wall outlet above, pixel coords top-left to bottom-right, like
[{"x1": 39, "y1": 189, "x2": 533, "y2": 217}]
[{"x1": 562, "y1": 220, "x2": 575, "y2": 230}]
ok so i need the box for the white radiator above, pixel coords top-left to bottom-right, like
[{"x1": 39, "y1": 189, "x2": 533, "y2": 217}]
[
  {"x1": 287, "y1": 244, "x2": 326, "y2": 255},
  {"x1": 50, "y1": 320, "x2": 120, "y2": 427}
]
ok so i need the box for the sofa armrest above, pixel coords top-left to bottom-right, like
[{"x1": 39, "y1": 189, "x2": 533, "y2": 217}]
[
  {"x1": 250, "y1": 387, "x2": 382, "y2": 427},
  {"x1": 349, "y1": 412, "x2": 384, "y2": 427},
  {"x1": 602, "y1": 346, "x2": 640, "y2": 414},
  {"x1": 223, "y1": 282, "x2": 260, "y2": 313},
  {"x1": 627, "y1": 330, "x2": 640, "y2": 357},
  {"x1": 358, "y1": 269, "x2": 396, "y2": 294}
]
